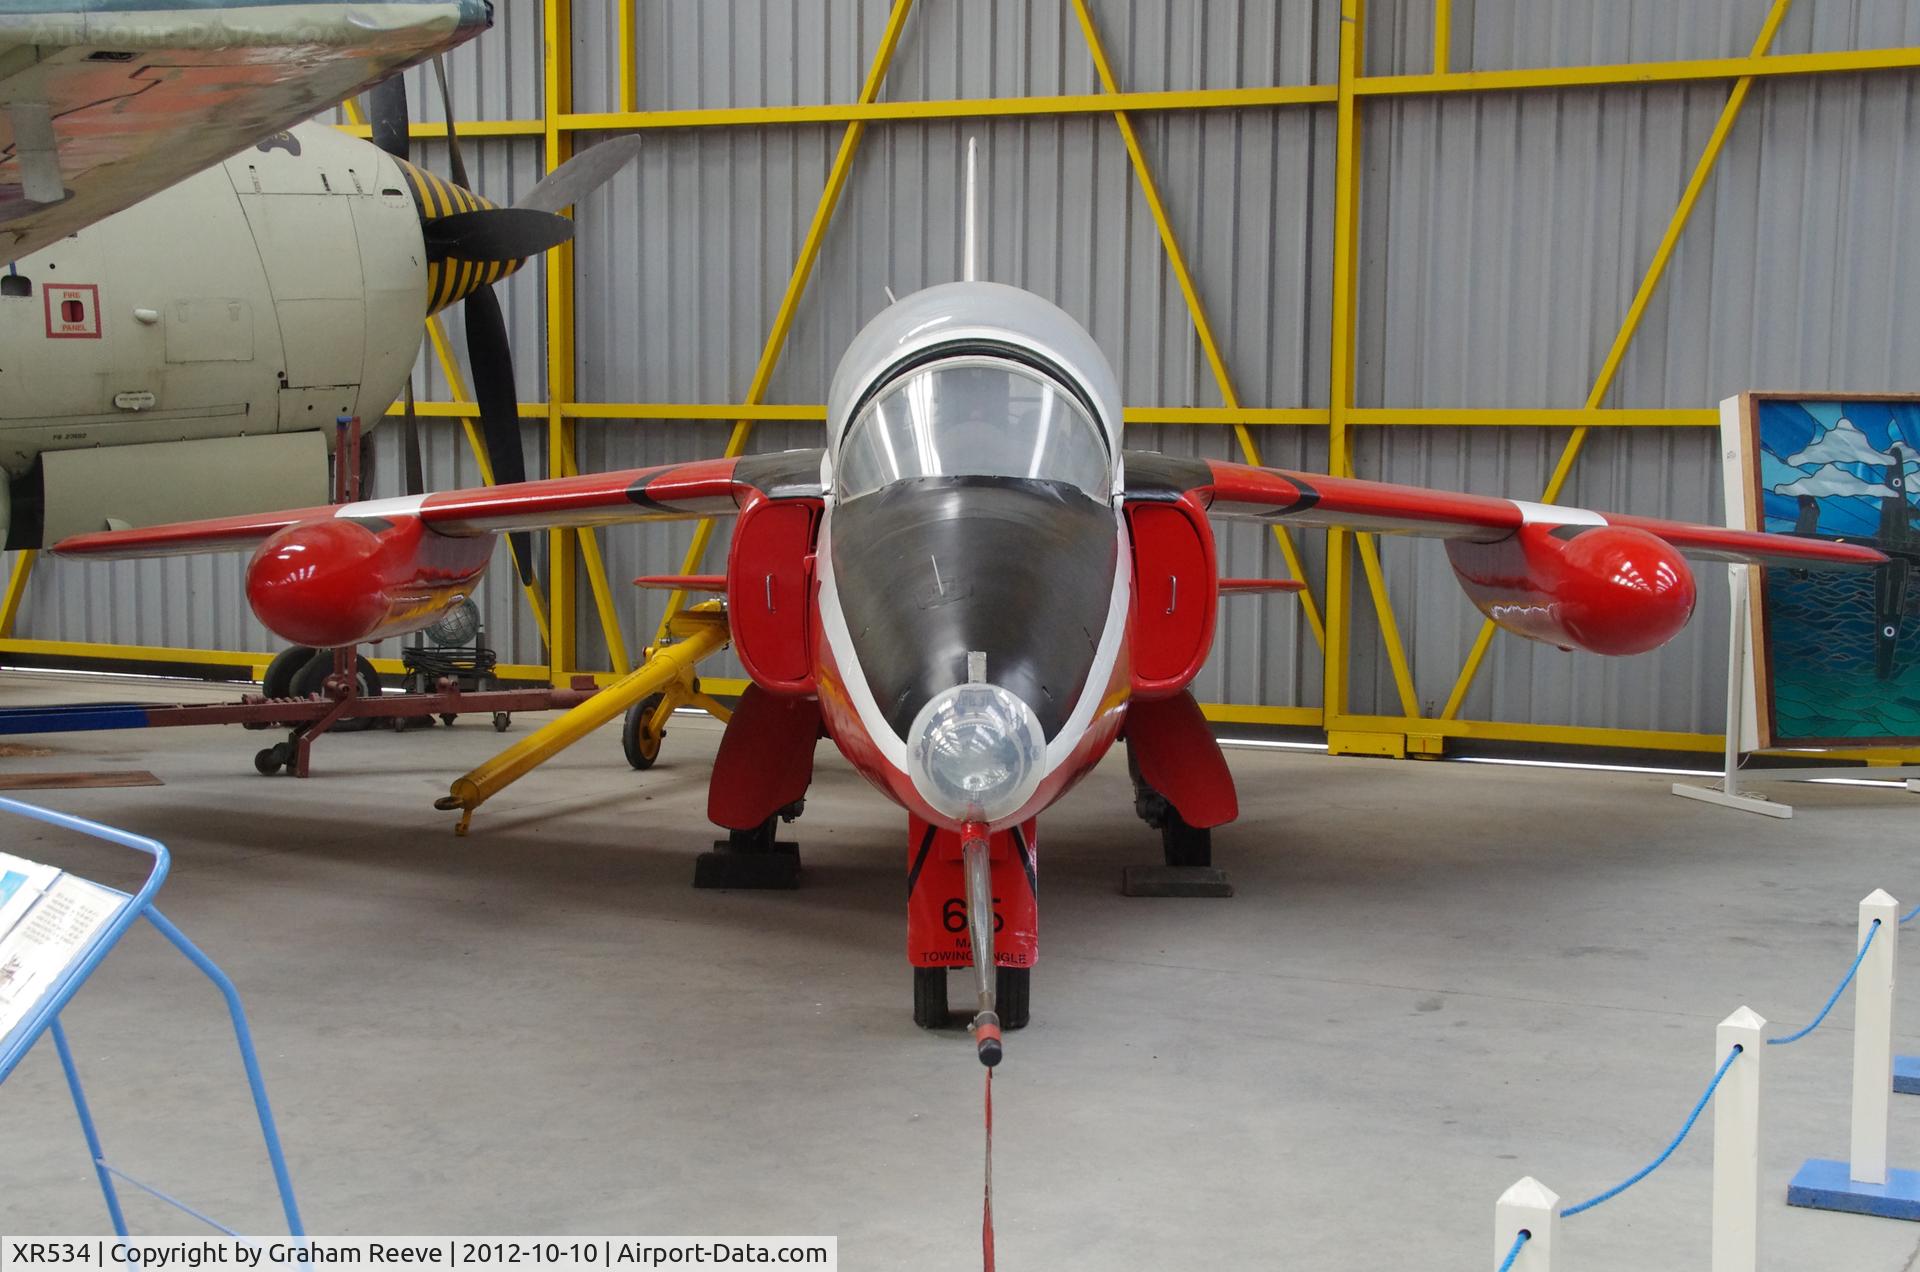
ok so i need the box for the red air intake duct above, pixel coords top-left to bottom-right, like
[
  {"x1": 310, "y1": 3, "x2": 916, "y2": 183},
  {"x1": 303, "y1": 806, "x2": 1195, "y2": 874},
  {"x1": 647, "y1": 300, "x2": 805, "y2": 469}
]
[
  {"x1": 246, "y1": 515, "x2": 496, "y2": 648},
  {"x1": 1445, "y1": 523, "x2": 1697, "y2": 656}
]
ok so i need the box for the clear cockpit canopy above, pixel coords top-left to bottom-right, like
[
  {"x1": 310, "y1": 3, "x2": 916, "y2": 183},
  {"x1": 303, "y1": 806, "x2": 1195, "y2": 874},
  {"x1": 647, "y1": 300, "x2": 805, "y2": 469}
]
[{"x1": 836, "y1": 355, "x2": 1111, "y2": 503}]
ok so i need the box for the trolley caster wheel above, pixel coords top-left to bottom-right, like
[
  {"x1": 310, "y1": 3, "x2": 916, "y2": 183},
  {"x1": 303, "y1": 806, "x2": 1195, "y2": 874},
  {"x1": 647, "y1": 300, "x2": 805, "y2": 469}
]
[
  {"x1": 253, "y1": 742, "x2": 294, "y2": 776},
  {"x1": 996, "y1": 967, "x2": 1031, "y2": 1031},
  {"x1": 492, "y1": 712, "x2": 511, "y2": 733},
  {"x1": 440, "y1": 713, "x2": 457, "y2": 727},
  {"x1": 913, "y1": 966, "x2": 950, "y2": 1030},
  {"x1": 623, "y1": 693, "x2": 666, "y2": 769},
  {"x1": 1161, "y1": 809, "x2": 1212, "y2": 868}
]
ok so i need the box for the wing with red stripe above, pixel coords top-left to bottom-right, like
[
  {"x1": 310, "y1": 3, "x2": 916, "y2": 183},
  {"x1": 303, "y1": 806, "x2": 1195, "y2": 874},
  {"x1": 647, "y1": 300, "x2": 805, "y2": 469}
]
[
  {"x1": 1122, "y1": 453, "x2": 1886, "y2": 569},
  {"x1": 52, "y1": 452, "x2": 826, "y2": 560}
]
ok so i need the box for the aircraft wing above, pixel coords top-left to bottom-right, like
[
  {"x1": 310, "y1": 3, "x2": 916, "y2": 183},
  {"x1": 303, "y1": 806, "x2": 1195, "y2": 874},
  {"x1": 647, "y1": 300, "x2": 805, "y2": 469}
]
[
  {"x1": 0, "y1": 0, "x2": 492, "y2": 259},
  {"x1": 51, "y1": 453, "x2": 827, "y2": 559},
  {"x1": 1123, "y1": 453, "x2": 1887, "y2": 569}
]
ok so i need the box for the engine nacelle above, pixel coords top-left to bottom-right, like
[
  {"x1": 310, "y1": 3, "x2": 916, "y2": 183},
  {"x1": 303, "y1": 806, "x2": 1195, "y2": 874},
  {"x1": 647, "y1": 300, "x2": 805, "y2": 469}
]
[
  {"x1": 246, "y1": 515, "x2": 495, "y2": 648},
  {"x1": 1445, "y1": 523, "x2": 1697, "y2": 656}
]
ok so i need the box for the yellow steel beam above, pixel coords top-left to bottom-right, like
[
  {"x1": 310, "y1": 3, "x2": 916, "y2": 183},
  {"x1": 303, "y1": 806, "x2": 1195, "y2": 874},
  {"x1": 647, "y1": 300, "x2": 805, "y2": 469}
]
[
  {"x1": 399, "y1": 401, "x2": 1736, "y2": 429},
  {"x1": 333, "y1": 45, "x2": 1920, "y2": 148},
  {"x1": 1346, "y1": 406, "x2": 1718, "y2": 428},
  {"x1": 1433, "y1": 0, "x2": 1453, "y2": 74},
  {"x1": 1439, "y1": 0, "x2": 1796, "y2": 724},
  {"x1": 1322, "y1": 0, "x2": 1373, "y2": 722},
  {"x1": 1201, "y1": 703, "x2": 1326, "y2": 727},
  {"x1": 336, "y1": 119, "x2": 545, "y2": 139},
  {"x1": 438, "y1": 606, "x2": 731, "y2": 833},
  {"x1": 1070, "y1": 0, "x2": 1328, "y2": 649},
  {"x1": 617, "y1": 0, "x2": 638, "y2": 114},
  {"x1": 561, "y1": 85, "x2": 1335, "y2": 133},
  {"x1": 652, "y1": 0, "x2": 917, "y2": 644},
  {"x1": 1355, "y1": 43, "x2": 1920, "y2": 97},
  {"x1": 0, "y1": 552, "x2": 36, "y2": 639},
  {"x1": 544, "y1": 0, "x2": 578, "y2": 679}
]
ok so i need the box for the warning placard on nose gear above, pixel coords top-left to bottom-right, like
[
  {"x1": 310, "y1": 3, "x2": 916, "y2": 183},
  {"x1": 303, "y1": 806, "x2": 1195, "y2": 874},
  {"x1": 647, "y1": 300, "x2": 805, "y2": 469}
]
[
  {"x1": 906, "y1": 817, "x2": 1038, "y2": 968},
  {"x1": 43, "y1": 283, "x2": 101, "y2": 339}
]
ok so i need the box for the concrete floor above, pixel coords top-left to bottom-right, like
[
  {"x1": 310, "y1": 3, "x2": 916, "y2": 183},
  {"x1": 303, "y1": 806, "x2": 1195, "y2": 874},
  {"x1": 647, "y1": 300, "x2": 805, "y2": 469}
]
[{"x1": 2, "y1": 670, "x2": 1920, "y2": 1269}]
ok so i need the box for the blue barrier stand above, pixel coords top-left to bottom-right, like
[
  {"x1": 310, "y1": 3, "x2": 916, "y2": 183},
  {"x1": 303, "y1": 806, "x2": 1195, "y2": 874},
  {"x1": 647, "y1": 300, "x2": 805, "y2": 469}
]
[
  {"x1": 1893, "y1": 901, "x2": 1920, "y2": 1096},
  {"x1": 1784, "y1": 893, "x2": 1920, "y2": 1221},
  {"x1": 0, "y1": 794, "x2": 304, "y2": 1236}
]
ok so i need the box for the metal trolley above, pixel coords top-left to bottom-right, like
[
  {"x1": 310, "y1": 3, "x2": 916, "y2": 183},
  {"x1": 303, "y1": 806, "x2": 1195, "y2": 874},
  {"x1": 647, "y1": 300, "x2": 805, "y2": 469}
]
[{"x1": 0, "y1": 796, "x2": 304, "y2": 1236}]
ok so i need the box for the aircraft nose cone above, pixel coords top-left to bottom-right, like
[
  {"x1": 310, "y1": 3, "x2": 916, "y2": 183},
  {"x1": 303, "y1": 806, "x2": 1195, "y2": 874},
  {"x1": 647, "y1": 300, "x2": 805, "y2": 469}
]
[
  {"x1": 906, "y1": 682, "x2": 1048, "y2": 825},
  {"x1": 246, "y1": 519, "x2": 388, "y2": 648}
]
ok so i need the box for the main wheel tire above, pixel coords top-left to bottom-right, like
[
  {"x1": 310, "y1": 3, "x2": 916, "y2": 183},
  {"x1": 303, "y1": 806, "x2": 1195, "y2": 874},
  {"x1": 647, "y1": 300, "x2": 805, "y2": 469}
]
[
  {"x1": 290, "y1": 652, "x2": 383, "y2": 732},
  {"x1": 622, "y1": 693, "x2": 666, "y2": 769},
  {"x1": 262, "y1": 645, "x2": 317, "y2": 699},
  {"x1": 1161, "y1": 809, "x2": 1213, "y2": 869},
  {"x1": 913, "y1": 966, "x2": 949, "y2": 1030},
  {"x1": 996, "y1": 966, "x2": 1031, "y2": 1031}
]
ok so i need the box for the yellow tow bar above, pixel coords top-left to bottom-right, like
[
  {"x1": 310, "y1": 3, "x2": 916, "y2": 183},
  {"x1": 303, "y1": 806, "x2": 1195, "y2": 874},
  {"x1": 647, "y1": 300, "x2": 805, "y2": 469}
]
[{"x1": 435, "y1": 603, "x2": 733, "y2": 834}]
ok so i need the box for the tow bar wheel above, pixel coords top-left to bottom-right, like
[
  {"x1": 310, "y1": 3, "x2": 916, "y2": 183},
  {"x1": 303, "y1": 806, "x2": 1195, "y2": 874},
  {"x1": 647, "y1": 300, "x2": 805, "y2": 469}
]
[{"x1": 623, "y1": 693, "x2": 668, "y2": 770}]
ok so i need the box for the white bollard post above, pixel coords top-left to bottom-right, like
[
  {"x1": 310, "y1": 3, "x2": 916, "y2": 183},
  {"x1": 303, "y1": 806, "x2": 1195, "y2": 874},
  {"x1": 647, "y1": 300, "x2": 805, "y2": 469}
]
[
  {"x1": 1713, "y1": 1007, "x2": 1765, "y2": 1272},
  {"x1": 1852, "y1": 890, "x2": 1899, "y2": 1185},
  {"x1": 1495, "y1": 1177, "x2": 1558, "y2": 1270}
]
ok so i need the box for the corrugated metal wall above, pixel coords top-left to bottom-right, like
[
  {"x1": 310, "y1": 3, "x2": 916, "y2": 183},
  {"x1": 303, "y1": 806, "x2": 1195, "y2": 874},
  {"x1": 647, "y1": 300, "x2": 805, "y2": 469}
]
[{"x1": 12, "y1": 0, "x2": 1920, "y2": 740}]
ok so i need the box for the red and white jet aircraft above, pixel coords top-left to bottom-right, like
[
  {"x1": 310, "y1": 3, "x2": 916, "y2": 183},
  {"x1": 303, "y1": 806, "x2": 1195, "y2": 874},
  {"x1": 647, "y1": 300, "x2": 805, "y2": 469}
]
[{"x1": 54, "y1": 274, "x2": 1883, "y2": 1062}]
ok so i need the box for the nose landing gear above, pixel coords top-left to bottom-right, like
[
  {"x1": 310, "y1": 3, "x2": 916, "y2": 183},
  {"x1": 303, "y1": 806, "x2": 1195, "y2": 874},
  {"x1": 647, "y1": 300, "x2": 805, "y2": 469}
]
[{"x1": 905, "y1": 816, "x2": 1038, "y2": 1045}]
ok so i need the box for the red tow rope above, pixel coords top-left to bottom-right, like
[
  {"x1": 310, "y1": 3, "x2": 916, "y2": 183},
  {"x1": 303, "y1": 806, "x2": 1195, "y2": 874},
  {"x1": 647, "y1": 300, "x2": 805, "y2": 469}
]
[{"x1": 982, "y1": 1067, "x2": 996, "y2": 1270}]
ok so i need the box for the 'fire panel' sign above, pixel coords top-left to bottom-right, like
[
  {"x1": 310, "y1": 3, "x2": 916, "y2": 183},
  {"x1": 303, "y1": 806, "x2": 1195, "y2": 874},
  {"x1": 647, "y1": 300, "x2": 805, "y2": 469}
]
[{"x1": 44, "y1": 284, "x2": 100, "y2": 339}]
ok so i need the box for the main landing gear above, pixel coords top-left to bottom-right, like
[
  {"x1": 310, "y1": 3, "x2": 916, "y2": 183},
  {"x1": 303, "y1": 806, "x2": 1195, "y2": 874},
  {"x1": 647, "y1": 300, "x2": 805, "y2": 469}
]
[
  {"x1": 1124, "y1": 746, "x2": 1234, "y2": 898},
  {"x1": 693, "y1": 800, "x2": 805, "y2": 890}
]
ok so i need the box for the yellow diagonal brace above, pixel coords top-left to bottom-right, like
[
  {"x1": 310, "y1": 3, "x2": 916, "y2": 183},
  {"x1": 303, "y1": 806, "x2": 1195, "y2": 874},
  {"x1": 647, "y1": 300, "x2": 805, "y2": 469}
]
[
  {"x1": 1439, "y1": 0, "x2": 1796, "y2": 722},
  {"x1": 1069, "y1": 0, "x2": 1327, "y2": 649},
  {"x1": 557, "y1": 444, "x2": 631, "y2": 674},
  {"x1": 438, "y1": 606, "x2": 731, "y2": 833},
  {"x1": 652, "y1": 0, "x2": 917, "y2": 644},
  {"x1": 0, "y1": 551, "x2": 36, "y2": 638},
  {"x1": 422, "y1": 317, "x2": 553, "y2": 644},
  {"x1": 1354, "y1": 532, "x2": 1419, "y2": 718}
]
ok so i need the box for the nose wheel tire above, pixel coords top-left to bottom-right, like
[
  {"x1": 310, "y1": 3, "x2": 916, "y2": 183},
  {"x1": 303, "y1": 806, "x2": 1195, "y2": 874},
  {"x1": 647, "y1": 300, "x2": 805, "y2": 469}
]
[
  {"x1": 622, "y1": 694, "x2": 666, "y2": 769},
  {"x1": 289, "y1": 652, "x2": 383, "y2": 732},
  {"x1": 911, "y1": 965, "x2": 1031, "y2": 1031},
  {"x1": 261, "y1": 645, "x2": 318, "y2": 699}
]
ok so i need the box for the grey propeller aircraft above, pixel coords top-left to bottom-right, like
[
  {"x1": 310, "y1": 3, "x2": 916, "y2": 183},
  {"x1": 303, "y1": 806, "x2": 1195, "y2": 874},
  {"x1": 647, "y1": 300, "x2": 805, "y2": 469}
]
[{"x1": 0, "y1": 4, "x2": 637, "y2": 557}]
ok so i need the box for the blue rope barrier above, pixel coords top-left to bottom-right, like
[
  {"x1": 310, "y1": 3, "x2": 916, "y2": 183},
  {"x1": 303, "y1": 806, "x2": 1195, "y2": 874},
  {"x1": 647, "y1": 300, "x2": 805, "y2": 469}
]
[
  {"x1": 1767, "y1": 919, "x2": 1879, "y2": 1047},
  {"x1": 1903, "y1": 902, "x2": 1920, "y2": 926},
  {"x1": 1495, "y1": 1229, "x2": 1529, "y2": 1272},
  {"x1": 1559, "y1": 1045, "x2": 1743, "y2": 1219}
]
